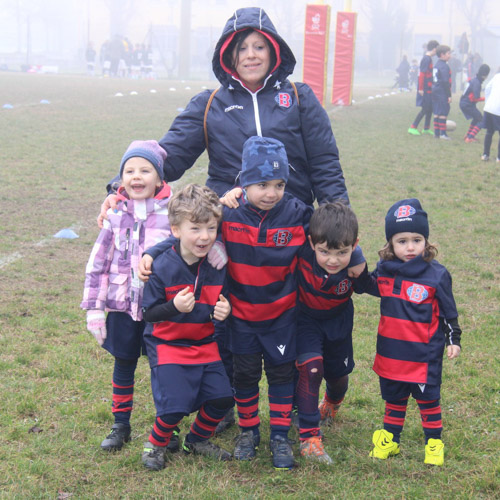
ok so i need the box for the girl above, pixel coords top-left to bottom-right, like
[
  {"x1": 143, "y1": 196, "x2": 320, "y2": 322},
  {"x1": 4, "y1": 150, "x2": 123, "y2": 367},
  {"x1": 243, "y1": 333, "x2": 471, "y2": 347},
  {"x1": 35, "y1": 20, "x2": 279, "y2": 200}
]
[
  {"x1": 361, "y1": 198, "x2": 462, "y2": 466},
  {"x1": 81, "y1": 140, "x2": 175, "y2": 452}
]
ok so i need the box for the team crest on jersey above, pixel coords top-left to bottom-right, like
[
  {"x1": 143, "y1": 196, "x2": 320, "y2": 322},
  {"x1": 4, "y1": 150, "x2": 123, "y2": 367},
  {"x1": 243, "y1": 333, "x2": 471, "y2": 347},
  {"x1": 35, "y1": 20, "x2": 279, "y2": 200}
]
[
  {"x1": 273, "y1": 230, "x2": 292, "y2": 246},
  {"x1": 407, "y1": 284, "x2": 428, "y2": 303},
  {"x1": 275, "y1": 92, "x2": 292, "y2": 108},
  {"x1": 335, "y1": 279, "x2": 350, "y2": 295},
  {"x1": 394, "y1": 205, "x2": 416, "y2": 219}
]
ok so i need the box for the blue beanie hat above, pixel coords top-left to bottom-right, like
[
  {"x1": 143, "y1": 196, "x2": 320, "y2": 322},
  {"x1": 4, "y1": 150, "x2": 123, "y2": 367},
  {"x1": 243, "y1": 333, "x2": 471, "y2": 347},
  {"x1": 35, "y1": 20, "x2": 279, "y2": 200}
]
[
  {"x1": 119, "y1": 140, "x2": 167, "y2": 180},
  {"x1": 240, "y1": 136, "x2": 289, "y2": 187},
  {"x1": 385, "y1": 198, "x2": 429, "y2": 241}
]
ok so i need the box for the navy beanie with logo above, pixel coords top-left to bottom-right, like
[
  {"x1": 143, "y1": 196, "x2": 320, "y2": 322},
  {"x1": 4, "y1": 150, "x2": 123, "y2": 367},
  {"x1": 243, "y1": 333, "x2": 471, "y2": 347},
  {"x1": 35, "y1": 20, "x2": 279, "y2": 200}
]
[
  {"x1": 385, "y1": 198, "x2": 429, "y2": 241},
  {"x1": 240, "y1": 136, "x2": 289, "y2": 187},
  {"x1": 119, "y1": 140, "x2": 167, "y2": 180}
]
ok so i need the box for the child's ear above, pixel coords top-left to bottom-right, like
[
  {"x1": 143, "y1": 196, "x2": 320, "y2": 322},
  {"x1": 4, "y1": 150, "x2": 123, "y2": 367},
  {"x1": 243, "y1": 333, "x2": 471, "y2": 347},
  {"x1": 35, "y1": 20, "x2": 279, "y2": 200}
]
[
  {"x1": 308, "y1": 234, "x2": 315, "y2": 250},
  {"x1": 352, "y1": 238, "x2": 359, "y2": 251},
  {"x1": 171, "y1": 225, "x2": 180, "y2": 238}
]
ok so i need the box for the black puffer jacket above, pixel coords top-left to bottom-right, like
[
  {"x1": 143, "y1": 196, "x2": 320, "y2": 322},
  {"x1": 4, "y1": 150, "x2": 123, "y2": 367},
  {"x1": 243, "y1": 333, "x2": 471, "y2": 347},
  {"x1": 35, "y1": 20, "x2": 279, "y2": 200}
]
[{"x1": 159, "y1": 7, "x2": 349, "y2": 206}]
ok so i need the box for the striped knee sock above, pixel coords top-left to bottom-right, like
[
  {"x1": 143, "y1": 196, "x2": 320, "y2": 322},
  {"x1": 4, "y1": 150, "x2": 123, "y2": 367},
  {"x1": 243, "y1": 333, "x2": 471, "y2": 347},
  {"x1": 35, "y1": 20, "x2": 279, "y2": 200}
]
[
  {"x1": 235, "y1": 386, "x2": 260, "y2": 433},
  {"x1": 187, "y1": 403, "x2": 228, "y2": 443},
  {"x1": 417, "y1": 399, "x2": 442, "y2": 442},
  {"x1": 111, "y1": 359, "x2": 137, "y2": 425},
  {"x1": 149, "y1": 414, "x2": 183, "y2": 447},
  {"x1": 383, "y1": 398, "x2": 408, "y2": 443},
  {"x1": 268, "y1": 382, "x2": 294, "y2": 440}
]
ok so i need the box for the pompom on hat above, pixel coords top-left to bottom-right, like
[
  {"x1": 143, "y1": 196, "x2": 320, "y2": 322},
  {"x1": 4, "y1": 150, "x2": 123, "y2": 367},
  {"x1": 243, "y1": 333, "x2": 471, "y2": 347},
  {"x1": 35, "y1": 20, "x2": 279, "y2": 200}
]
[
  {"x1": 119, "y1": 140, "x2": 167, "y2": 180},
  {"x1": 385, "y1": 198, "x2": 429, "y2": 241},
  {"x1": 240, "y1": 136, "x2": 289, "y2": 187}
]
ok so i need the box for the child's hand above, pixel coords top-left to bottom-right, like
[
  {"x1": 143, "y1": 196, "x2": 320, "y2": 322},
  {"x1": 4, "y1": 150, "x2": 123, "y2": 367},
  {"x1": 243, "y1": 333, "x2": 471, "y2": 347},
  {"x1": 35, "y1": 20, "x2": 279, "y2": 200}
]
[
  {"x1": 220, "y1": 188, "x2": 243, "y2": 208},
  {"x1": 174, "y1": 287, "x2": 195, "y2": 313},
  {"x1": 347, "y1": 262, "x2": 366, "y2": 278},
  {"x1": 86, "y1": 309, "x2": 107, "y2": 345},
  {"x1": 138, "y1": 255, "x2": 154, "y2": 282},
  {"x1": 207, "y1": 241, "x2": 228, "y2": 270},
  {"x1": 97, "y1": 194, "x2": 119, "y2": 229},
  {"x1": 447, "y1": 345, "x2": 461, "y2": 359},
  {"x1": 213, "y1": 294, "x2": 231, "y2": 321}
]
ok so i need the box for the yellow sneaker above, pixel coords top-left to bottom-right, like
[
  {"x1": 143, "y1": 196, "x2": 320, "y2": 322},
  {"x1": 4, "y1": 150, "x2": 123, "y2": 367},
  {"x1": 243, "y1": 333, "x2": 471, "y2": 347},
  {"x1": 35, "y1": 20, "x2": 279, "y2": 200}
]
[
  {"x1": 369, "y1": 429, "x2": 400, "y2": 459},
  {"x1": 424, "y1": 438, "x2": 444, "y2": 466}
]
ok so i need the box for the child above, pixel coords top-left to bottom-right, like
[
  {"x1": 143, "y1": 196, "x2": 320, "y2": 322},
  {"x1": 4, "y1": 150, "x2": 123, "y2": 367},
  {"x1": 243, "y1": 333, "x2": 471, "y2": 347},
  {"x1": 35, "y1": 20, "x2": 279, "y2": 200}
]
[
  {"x1": 409, "y1": 59, "x2": 418, "y2": 91},
  {"x1": 81, "y1": 140, "x2": 174, "y2": 452},
  {"x1": 295, "y1": 202, "x2": 366, "y2": 464},
  {"x1": 432, "y1": 45, "x2": 453, "y2": 139},
  {"x1": 408, "y1": 40, "x2": 439, "y2": 136},
  {"x1": 460, "y1": 63, "x2": 490, "y2": 142},
  {"x1": 140, "y1": 184, "x2": 234, "y2": 471},
  {"x1": 481, "y1": 68, "x2": 500, "y2": 162},
  {"x1": 362, "y1": 199, "x2": 462, "y2": 466}
]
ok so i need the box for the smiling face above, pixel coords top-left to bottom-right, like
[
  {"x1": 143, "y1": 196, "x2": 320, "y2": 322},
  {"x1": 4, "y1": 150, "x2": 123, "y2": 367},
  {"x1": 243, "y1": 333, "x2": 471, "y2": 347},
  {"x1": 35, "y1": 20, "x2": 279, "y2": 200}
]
[
  {"x1": 244, "y1": 178, "x2": 286, "y2": 211},
  {"x1": 121, "y1": 157, "x2": 162, "y2": 200},
  {"x1": 310, "y1": 237, "x2": 358, "y2": 275},
  {"x1": 391, "y1": 232, "x2": 426, "y2": 262},
  {"x1": 232, "y1": 31, "x2": 271, "y2": 92},
  {"x1": 171, "y1": 217, "x2": 219, "y2": 265}
]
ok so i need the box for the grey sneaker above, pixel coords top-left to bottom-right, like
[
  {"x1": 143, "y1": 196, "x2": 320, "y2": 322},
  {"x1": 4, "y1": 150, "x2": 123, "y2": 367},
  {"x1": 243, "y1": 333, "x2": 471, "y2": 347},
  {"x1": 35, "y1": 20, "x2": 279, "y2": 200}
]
[
  {"x1": 269, "y1": 435, "x2": 295, "y2": 470},
  {"x1": 183, "y1": 437, "x2": 232, "y2": 461},
  {"x1": 100, "y1": 423, "x2": 131, "y2": 451},
  {"x1": 214, "y1": 408, "x2": 235, "y2": 435},
  {"x1": 300, "y1": 436, "x2": 334, "y2": 464},
  {"x1": 481, "y1": 154, "x2": 489, "y2": 161},
  {"x1": 234, "y1": 430, "x2": 260, "y2": 460},
  {"x1": 142, "y1": 442, "x2": 166, "y2": 471}
]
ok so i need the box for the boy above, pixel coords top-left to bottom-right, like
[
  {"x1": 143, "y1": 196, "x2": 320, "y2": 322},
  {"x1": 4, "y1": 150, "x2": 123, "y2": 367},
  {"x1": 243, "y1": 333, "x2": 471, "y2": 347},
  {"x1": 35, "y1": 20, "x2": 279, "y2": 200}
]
[
  {"x1": 140, "y1": 184, "x2": 234, "y2": 471},
  {"x1": 460, "y1": 63, "x2": 490, "y2": 142},
  {"x1": 295, "y1": 202, "x2": 365, "y2": 464},
  {"x1": 432, "y1": 45, "x2": 453, "y2": 140},
  {"x1": 221, "y1": 136, "x2": 313, "y2": 470},
  {"x1": 408, "y1": 40, "x2": 439, "y2": 136}
]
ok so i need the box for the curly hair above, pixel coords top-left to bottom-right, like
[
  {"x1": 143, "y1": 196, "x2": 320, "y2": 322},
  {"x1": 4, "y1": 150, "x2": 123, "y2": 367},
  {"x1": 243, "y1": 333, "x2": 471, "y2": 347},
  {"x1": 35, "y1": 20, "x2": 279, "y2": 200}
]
[{"x1": 378, "y1": 239, "x2": 438, "y2": 263}]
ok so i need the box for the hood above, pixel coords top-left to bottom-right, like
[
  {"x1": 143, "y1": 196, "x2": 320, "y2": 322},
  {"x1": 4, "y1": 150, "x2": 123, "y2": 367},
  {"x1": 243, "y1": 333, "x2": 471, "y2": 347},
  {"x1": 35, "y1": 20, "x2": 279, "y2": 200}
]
[{"x1": 212, "y1": 7, "x2": 296, "y2": 88}]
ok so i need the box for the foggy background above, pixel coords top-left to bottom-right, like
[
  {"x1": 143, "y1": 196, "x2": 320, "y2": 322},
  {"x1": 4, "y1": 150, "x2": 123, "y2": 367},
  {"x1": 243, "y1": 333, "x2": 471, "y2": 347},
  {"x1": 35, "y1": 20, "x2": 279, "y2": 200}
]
[{"x1": 0, "y1": 0, "x2": 499, "y2": 81}]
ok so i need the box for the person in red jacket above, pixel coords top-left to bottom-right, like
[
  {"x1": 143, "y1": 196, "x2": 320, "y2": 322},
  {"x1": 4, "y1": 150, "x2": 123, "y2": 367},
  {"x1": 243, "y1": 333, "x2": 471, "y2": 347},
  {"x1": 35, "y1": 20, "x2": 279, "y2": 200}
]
[{"x1": 359, "y1": 199, "x2": 462, "y2": 466}]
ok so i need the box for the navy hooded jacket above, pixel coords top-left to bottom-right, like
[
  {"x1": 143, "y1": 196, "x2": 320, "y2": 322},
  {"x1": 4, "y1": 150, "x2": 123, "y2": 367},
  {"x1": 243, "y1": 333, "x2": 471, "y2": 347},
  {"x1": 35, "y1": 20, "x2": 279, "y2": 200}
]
[{"x1": 158, "y1": 7, "x2": 349, "y2": 206}]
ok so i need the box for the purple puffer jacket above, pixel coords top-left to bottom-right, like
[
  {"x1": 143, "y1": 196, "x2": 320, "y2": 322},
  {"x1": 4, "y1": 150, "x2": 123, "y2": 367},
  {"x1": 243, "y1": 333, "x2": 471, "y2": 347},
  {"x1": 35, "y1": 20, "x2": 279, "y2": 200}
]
[{"x1": 81, "y1": 182, "x2": 172, "y2": 321}]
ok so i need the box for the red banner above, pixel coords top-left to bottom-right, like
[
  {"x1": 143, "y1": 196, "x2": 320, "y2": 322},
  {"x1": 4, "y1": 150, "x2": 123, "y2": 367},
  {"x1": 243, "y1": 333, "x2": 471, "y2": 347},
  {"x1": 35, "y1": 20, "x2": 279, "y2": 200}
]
[
  {"x1": 332, "y1": 11, "x2": 357, "y2": 106},
  {"x1": 303, "y1": 4, "x2": 330, "y2": 106}
]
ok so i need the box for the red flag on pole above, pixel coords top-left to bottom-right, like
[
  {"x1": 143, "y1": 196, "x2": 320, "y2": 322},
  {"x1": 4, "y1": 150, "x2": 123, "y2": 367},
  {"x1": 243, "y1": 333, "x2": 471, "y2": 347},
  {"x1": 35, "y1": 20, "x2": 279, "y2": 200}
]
[{"x1": 303, "y1": 4, "x2": 331, "y2": 106}]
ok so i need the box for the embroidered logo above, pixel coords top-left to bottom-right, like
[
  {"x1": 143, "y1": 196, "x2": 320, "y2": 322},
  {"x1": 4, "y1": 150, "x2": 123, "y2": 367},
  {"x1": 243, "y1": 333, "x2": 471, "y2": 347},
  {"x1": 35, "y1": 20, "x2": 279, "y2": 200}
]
[
  {"x1": 273, "y1": 230, "x2": 292, "y2": 247},
  {"x1": 344, "y1": 357, "x2": 349, "y2": 367},
  {"x1": 277, "y1": 344, "x2": 286, "y2": 355},
  {"x1": 407, "y1": 284, "x2": 428, "y2": 303},
  {"x1": 335, "y1": 279, "x2": 350, "y2": 295},
  {"x1": 394, "y1": 205, "x2": 416, "y2": 219},
  {"x1": 224, "y1": 104, "x2": 243, "y2": 112},
  {"x1": 275, "y1": 92, "x2": 292, "y2": 108},
  {"x1": 418, "y1": 383, "x2": 426, "y2": 393}
]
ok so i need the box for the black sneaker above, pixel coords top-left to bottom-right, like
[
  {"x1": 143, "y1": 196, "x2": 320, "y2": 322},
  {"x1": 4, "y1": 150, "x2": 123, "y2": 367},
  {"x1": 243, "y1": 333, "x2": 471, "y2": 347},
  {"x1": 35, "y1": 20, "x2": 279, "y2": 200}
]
[
  {"x1": 269, "y1": 435, "x2": 295, "y2": 470},
  {"x1": 234, "y1": 430, "x2": 260, "y2": 460},
  {"x1": 100, "y1": 423, "x2": 131, "y2": 451},
  {"x1": 214, "y1": 408, "x2": 236, "y2": 435},
  {"x1": 166, "y1": 427, "x2": 180, "y2": 452},
  {"x1": 182, "y1": 437, "x2": 232, "y2": 461},
  {"x1": 142, "y1": 442, "x2": 166, "y2": 471}
]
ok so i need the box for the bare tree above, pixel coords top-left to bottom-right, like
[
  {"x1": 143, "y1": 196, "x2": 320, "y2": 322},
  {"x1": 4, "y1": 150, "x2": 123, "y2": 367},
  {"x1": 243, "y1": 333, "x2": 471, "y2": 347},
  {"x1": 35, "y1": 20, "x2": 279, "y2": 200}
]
[{"x1": 452, "y1": 0, "x2": 489, "y2": 55}]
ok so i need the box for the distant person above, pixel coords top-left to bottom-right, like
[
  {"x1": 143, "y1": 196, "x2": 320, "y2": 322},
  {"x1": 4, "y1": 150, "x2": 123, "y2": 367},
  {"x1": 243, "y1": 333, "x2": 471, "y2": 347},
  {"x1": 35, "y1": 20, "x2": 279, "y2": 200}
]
[
  {"x1": 481, "y1": 68, "x2": 500, "y2": 162},
  {"x1": 141, "y1": 184, "x2": 233, "y2": 471},
  {"x1": 432, "y1": 45, "x2": 453, "y2": 140},
  {"x1": 80, "y1": 141, "x2": 174, "y2": 453},
  {"x1": 460, "y1": 64, "x2": 490, "y2": 143},
  {"x1": 408, "y1": 40, "x2": 439, "y2": 136},
  {"x1": 448, "y1": 53, "x2": 462, "y2": 93},
  {"x1": 85, "y1": 42, "x2": 96, "y2": 76},
  {"x1": 396, "y1": 55, "x2": 410, "y2": 90},
  {"x1": 360, "y1": 198, "x2": 462, "y2": 466},
  {"x1": 409, "y1": 59, "x2": 418, "y2": 90}
]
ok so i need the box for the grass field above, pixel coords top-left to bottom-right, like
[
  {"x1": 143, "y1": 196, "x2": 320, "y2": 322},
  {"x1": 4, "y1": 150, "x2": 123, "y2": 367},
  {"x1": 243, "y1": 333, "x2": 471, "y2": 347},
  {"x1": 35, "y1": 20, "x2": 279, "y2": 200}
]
[{"x1": 0, "y1": 72, "x2": 498, "y2": 499}]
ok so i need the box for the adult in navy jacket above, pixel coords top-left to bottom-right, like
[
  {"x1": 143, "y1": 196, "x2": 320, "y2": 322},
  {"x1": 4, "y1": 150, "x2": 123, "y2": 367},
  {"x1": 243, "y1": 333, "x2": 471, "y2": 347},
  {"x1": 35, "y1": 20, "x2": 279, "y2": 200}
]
[{"x1": 99, "y1": 7, "x2": 348, "y2": 218}]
